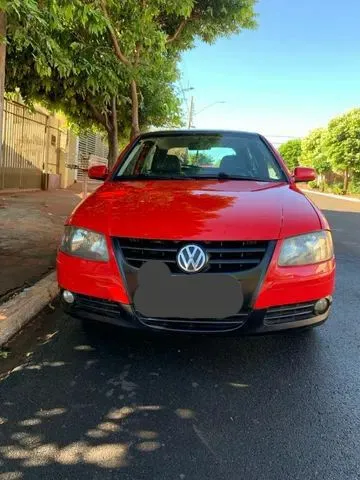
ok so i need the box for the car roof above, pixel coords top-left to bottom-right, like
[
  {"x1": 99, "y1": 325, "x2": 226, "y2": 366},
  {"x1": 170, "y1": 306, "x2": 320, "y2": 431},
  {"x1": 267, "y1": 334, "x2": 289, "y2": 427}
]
[{"x1": 139, "y1": 129, "x2": 261, "y2": 138}]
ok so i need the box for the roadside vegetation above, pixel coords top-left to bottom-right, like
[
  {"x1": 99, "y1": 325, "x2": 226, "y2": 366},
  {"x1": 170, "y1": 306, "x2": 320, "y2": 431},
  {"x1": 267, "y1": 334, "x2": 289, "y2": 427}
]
[{"x1": 279, "y1": 109, "x2": 360, "y2": 196}]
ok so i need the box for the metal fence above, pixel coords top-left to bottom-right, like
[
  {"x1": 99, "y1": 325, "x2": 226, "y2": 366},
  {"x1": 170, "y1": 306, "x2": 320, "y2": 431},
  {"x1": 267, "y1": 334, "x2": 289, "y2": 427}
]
[
  {"x1": 0, "y1": 100, "x2": 49, "y2": 189},
  {"x1": 0, "y1": 100, "x2": 71, "y2": 190},
  {"x1": 77, "y1": 133, "x2": 108, "y2": 181},
  {"x1": 0, "y1": 100, "x2": 109, "y2": 190},
  {"x1": 79, "y1": 133, "x2": 109, "y2": 160}
]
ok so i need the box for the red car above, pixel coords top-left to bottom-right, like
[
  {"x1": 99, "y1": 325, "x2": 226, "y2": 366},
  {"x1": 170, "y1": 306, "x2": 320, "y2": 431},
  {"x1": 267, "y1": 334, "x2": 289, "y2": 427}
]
[{"x1": 57, "y1": 130, "x2": 335, "y2": 334}]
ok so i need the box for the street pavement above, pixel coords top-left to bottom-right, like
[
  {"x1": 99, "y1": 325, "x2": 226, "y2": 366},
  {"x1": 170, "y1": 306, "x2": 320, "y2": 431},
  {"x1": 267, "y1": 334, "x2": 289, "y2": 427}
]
[{"x1": 0, "y1": 192, "x2": 359, "y2": 480}]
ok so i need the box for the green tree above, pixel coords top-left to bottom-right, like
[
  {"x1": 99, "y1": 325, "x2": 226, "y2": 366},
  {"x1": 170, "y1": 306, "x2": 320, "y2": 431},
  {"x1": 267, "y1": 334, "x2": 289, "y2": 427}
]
[
  {"x1": 278, "y1": 139, "x2": 301, "y2": 171},
  {"x1": 81, "y1": 0, "x2": 257, "y2": 140},
  {"x1": 323, "y1": 109, "x2": 360, "y2": 193},
  {"x1": 4, "y1": 0, "x2": 257, "y2": 165},
  {"x1": 0, "y1": 0, "x2": 70, "y2": 164},
  {"x1": 5, "y1": 1, "x2": 182, "y2": 166},
  {"x1": 300, "y1": 128, "x2": 331, "y2": 189}
]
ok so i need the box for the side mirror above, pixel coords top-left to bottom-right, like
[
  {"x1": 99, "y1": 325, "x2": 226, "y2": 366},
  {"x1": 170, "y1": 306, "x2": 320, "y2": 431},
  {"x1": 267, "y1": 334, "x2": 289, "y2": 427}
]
[
  {"x1": 88, "y1": 165, "x2": 109, "y2": 181},
  {"x1": 293, "y1": 166, "x2": 316, "y2": 183}
]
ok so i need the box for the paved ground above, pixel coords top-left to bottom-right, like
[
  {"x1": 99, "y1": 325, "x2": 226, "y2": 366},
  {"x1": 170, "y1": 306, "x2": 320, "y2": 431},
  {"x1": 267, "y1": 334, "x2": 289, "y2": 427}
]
[
  {"x1": 0, "y1": 183, "x2": 99, "y2": 302},
  {"x1": 0, "y1": 192, "x2": 359, "y2": 480}
]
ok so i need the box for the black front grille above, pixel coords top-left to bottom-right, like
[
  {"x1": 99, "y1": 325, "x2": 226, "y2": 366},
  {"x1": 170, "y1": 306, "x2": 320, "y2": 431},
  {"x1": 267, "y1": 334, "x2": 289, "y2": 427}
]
[
  {"x1": 74, "y1": 294, "x2": 122, "y2": 318},
  {"x1": 116, "y1": 238, "x2": 269, "y2": 273},
  {"x1": 264, "y1": 302, "x2": 316, "y2": 325},
  {"x1": 138, "y1": 312, "x2": 250, "y2": 333}
]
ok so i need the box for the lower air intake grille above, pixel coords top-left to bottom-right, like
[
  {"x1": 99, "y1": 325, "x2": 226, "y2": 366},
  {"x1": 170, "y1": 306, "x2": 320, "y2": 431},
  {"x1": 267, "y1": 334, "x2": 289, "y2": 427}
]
[
  {"x1": 138, "y1": 312, "x2": 250, "y2": 333},
  {"x1": 264, "y1": 302, "x2": 316, "y2": 325},
  {"x1": 69, "y1": 294, "x2": 250, "y2": 333},
  {"x1": 73, "y1": 294, "x2": 122, "y2": 318},
  {"x1": 115, "y1": 238, "x2": 269, "y2": 273}
]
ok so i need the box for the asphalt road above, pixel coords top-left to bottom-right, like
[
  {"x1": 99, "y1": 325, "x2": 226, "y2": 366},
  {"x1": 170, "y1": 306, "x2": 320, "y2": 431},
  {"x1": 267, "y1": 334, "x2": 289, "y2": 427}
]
[{"x1": 1, "y1": 191, "x2": 360, "y2": 480}]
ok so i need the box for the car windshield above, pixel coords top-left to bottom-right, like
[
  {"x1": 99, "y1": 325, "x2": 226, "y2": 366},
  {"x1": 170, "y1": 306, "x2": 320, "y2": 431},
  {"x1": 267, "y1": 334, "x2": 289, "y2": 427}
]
[{"x1": 114, "y1": 133, "x2": 287, "y2": 182}]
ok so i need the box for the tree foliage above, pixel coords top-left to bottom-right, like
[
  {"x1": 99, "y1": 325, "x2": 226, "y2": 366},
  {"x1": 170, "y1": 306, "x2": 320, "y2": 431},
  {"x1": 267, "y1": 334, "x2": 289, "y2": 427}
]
[
  {"x1": 4, "y1": 0, "x2": 257, "y2": 165},
  {"x1": 323, "y1": 109, "x2": 360, "y2": 192},
  {"x1": 324, "y1": 109, "x2": 360, "y2": 174},
  {"x1": 301, "y1": 128, "x2": 331, "y2": 174},
  {"x1": 5, "y1": 0, "x2": 182, "y2": 166},
  {"x1": 2, "y1": 0, "x2": 71, "y2": 77},
  {"x1": 278, "y1": 139, "x2": 301, "y2": 171},
  {"x1": 296, "y1": 110, "x2": 360, "y2": 194},
  {"x1": 68, "y1": 0, "x2": 257, "y2": 138},
  {"x1": 0, "y1": 0, "x2": 71, "y2": 162}
]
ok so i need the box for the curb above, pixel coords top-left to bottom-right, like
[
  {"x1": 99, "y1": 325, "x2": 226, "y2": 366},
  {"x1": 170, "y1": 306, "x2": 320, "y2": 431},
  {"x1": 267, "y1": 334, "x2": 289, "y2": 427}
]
[
  {"x1": 0, "y1": 272, "x2": 59, "y2": 346},
  {"x1": 0, "y1": 188, "x2": 41, "y2": 196},
  {"x1": 303, "y1": 189, "x2": 360, "y2": 203}
]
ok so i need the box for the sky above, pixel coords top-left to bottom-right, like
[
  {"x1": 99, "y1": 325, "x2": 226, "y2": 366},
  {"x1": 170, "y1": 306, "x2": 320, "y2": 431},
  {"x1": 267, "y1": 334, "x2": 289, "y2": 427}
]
[{"x1": 179, "y1": 0, "x2": 360, "y2": 147}]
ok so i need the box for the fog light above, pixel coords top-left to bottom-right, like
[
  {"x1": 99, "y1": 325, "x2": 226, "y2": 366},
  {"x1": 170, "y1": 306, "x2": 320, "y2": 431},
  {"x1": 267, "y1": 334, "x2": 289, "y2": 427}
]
[
  {"x1": 63, "y1": 290, "x2": 75, "y2": 304},
  {"x1": 314, "y1": 298, "x2": 330, "y2": 315}
]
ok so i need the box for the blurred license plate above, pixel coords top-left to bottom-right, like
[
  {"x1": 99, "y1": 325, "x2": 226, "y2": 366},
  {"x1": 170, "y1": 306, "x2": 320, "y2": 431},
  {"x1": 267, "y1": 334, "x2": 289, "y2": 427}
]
[{"x1": 134, "y1": 267, "x2": 243, "y2": 319}]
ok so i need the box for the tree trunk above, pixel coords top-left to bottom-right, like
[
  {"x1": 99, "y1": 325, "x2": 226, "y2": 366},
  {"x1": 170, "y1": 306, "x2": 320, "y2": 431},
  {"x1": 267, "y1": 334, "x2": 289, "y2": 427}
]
[
  {"x1": 130, "y1": 79, "x2": 140, "y2": 141},
  {"x1": 344, "y1": 166, "x2": 350, "y2": 194},
  {"x1": 107, "y1": 97, "x2": 119, "y2": 169},
  {"x1": 107, "y1": 128, "x2": 118, "y2": 169},
  {"x1": 0, "y1": 11, "x2": 6, "y2": 169}
]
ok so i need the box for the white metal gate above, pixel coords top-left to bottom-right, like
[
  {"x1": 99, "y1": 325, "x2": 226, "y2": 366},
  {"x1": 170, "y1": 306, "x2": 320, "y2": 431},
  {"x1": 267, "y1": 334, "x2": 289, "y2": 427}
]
[{"x1": 0, "y1": 100, "x2": 47, "y2": 189}]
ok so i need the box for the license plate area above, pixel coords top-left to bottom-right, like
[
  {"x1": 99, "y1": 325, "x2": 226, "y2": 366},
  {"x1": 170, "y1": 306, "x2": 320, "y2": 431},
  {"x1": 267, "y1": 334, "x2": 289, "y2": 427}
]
[{"x1": 134, "y1": 261, "x2": 243, "y2": 319}]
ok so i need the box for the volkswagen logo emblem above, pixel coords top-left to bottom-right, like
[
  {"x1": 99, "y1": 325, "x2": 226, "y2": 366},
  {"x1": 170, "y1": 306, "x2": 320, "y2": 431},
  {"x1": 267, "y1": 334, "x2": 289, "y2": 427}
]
[{"x1": 177, "y1": 244, "x2": 208, "y2": 273}]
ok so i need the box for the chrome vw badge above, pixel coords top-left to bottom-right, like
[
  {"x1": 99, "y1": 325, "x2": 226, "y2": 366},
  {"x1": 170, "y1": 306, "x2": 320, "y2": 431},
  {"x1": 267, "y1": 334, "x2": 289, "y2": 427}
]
[{"x1": 177, "y1": 244, "x2": 207, "y2": 273}]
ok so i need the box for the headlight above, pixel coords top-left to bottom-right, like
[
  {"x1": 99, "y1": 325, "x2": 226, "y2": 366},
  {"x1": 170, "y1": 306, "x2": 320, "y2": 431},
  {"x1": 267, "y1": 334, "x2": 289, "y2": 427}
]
[
  {"x1": 60, "y1": 226, "x2": 109, "y2": 261},
  {"x1": 278, "y1": 231, "x2": 333, "y2": 266}
]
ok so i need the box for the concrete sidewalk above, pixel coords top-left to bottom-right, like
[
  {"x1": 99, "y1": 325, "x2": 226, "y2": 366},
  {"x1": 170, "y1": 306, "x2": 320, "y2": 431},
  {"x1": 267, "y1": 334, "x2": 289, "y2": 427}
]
[{"x1": 0, "y1": 182, "x2": 100, "y2": 303}]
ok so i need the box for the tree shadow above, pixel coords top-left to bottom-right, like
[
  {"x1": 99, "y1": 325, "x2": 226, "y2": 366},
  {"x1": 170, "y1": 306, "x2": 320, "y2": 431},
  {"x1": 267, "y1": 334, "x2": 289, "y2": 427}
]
[{"x1": 0, "y1": 310, "x2": 340, "y2": 480}]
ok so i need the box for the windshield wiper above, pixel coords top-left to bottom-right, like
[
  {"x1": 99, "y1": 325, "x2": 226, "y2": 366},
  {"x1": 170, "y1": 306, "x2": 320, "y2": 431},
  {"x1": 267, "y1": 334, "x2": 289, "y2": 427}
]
[
  {"x1": 114, "y1": 174, "x2": 192, "y2": 181},
  {"x1": 216, "y1": 173, "x2": 269, "y2": 181},
  {"x1": 183, "y1": 173, "x2": 271, "y2": 181}
]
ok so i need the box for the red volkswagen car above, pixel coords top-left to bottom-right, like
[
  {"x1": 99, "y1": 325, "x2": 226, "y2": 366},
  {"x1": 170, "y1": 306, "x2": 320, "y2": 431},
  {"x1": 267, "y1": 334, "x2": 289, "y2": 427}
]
[{"x1": 57, "y1": 130, "x2": 335, "y2": 334}]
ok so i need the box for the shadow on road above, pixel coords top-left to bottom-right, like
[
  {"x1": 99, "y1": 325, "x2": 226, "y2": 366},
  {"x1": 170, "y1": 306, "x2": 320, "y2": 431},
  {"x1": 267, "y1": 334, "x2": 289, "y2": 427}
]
[{"x1": 0, "y1": 316, "x2": 332, "y2": 480}]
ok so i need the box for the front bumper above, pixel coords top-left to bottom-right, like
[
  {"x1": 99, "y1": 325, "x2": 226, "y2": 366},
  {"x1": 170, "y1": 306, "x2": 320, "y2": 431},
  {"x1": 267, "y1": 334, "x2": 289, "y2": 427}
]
[
  {"x1": 62, "y1": 292, "x2": 331, "y2": 335},
  {"x1": 57, "y1": 236, "x2": 335, "y2": 335}
]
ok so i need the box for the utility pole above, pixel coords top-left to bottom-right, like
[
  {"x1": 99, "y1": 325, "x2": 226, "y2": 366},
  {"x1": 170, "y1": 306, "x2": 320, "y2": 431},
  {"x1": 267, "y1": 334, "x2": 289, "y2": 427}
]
[{"x1": 188, "y1": 96, "x2": 194, "y2": 129}]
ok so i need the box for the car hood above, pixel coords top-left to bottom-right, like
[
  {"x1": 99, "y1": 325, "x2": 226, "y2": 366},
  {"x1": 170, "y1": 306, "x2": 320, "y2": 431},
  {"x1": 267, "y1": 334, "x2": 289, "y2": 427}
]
[{"x1": 68, "y1": 180, "x2": 321, "y2": 241}]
